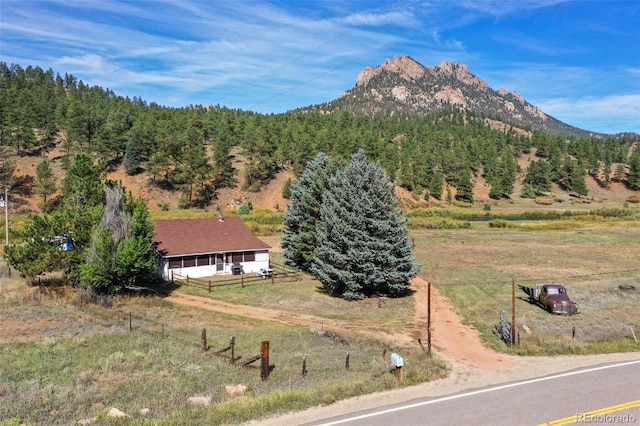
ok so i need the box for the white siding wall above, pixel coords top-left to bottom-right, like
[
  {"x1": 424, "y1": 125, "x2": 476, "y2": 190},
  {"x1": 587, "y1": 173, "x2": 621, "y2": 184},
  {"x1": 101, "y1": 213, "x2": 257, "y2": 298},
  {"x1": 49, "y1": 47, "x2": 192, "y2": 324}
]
[{"x1": 160, "y1": 250, "x2": 270, "y2": 280}]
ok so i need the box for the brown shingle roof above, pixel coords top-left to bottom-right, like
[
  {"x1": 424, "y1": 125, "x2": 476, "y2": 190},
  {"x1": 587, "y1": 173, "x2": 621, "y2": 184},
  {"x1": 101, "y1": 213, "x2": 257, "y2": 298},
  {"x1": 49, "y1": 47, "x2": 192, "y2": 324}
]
[{"x1": 153, "y1": 217, "x2": 271, "y2": 257}]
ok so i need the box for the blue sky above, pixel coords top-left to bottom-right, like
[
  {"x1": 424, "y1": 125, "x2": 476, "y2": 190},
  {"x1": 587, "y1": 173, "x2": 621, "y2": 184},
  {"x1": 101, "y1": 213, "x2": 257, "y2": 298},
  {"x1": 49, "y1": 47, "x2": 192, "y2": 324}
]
[{"x1": 1, "y1": 0, "x2": 639, "y2": 134}]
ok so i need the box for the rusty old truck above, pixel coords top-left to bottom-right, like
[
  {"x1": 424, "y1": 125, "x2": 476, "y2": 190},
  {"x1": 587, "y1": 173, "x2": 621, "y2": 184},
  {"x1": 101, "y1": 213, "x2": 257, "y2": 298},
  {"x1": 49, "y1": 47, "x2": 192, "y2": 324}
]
[{"x1": 519, "y1": 283, "x2": 579, "y2": 315}]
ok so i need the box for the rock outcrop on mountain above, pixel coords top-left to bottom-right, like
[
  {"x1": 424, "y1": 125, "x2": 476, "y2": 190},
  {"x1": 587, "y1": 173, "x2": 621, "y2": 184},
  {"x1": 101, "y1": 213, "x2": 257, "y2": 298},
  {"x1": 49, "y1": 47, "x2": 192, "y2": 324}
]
[{"x1": 308, "y1": 55, "x2": 597, "y2": 137}]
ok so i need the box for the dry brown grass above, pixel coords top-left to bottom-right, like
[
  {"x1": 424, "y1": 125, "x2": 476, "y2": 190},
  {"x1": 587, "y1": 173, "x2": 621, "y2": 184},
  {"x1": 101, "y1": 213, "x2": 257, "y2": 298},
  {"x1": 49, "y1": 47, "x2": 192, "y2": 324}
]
[{"x1": 412, "y1": 222, "x2": 640, "y2": 354}]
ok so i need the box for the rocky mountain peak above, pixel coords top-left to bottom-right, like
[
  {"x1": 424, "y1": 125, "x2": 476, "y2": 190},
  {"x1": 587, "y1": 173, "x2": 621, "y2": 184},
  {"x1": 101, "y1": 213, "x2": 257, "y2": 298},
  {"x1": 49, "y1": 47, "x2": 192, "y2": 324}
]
[
  {"x1": 356, "y1": 55, "x2": 425, "y2": 87},
  {"x1": 433, "y1": 60, "x2": 489, "y2": 90},
  {"x1": 326, "y1": 56, "x2": 592, "y2": 136}
]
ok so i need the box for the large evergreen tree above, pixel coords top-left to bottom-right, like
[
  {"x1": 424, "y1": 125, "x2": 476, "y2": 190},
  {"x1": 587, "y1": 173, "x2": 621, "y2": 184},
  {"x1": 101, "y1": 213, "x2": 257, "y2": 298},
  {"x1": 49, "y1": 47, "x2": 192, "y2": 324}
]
[
  {"x1": 311, "y1": 150, "x2": 418, "y2": 300},
  {"x1": 524, "y1": 159, "x2": 552, "y2": 193},
  {"x1": 281, "y1": 153, "x2": 334, "y2": 272}
]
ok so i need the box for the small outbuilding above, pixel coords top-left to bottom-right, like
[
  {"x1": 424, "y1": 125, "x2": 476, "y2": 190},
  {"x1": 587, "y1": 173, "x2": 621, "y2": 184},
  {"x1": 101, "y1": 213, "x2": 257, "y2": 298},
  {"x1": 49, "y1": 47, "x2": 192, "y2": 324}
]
[{"x1": 153, "y1": 216, "x2": 271, "y2": 280}]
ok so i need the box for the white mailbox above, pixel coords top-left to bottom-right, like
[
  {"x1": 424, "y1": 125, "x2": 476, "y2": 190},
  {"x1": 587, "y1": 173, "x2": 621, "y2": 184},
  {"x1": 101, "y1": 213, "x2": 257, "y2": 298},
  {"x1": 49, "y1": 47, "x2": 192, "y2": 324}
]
[{"x1": 390, "y1": 352, "x2": 404, "y2": 368}]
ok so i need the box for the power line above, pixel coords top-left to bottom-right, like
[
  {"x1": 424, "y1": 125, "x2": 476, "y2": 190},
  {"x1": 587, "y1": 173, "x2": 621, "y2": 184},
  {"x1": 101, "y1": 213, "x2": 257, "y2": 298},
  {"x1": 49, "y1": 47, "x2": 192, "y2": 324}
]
[
  {"x1": 224, "y1": 1, "x2": 461, "y2": 112},
  {"x1": 214, "y1": 1, "x2": 408, "y2": 107},
  {"x1": 214, "y1": 25, "x2": 359, "y2": 106}
]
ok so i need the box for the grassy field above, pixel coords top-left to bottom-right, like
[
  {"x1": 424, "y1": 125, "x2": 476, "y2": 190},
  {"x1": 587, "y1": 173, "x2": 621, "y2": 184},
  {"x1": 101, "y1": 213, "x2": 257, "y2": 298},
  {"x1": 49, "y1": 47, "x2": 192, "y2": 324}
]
[
  {"x1": 0, "y1": 261, "x2": 445, "y2": 425},
  {"x1": 1, "y1": 210, "x2": 639, "y2": 424},
  {"x1": 411, "y1": 220, "x2": 640, "y2": 355}
]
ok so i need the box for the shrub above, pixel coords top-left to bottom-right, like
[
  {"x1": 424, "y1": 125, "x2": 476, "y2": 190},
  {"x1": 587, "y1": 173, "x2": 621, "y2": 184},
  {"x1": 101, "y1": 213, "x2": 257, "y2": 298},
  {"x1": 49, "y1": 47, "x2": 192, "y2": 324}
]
[
  {"x1": 534, "y1": 197, "x2": 554, "y2": 205},
  {"x1": 520, "y1": 184, "x2": 536, "y2": 199},
  {"x1": 489, "y1": 219, "x2": 508, "y2": 228},
  {"x1": 238, "y1": 202, "x2": 253, "y2": 215},
  {"x1": 282, "y1": 178, "x2": 293, "y2": 199}
]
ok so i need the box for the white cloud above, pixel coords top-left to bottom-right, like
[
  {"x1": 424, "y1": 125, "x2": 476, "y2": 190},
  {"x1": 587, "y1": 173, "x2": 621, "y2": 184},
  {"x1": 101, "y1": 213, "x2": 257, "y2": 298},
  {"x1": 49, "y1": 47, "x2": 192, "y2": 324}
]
[
  {"x1": 340, "y1": 10, "x2": 417, "y2": 27},
  {"x1": 539, "y1": 94, "x2": 640, "y2": 134},
  {"x1": 460, "y1": 0, "x2": 571, "y2": 17}
]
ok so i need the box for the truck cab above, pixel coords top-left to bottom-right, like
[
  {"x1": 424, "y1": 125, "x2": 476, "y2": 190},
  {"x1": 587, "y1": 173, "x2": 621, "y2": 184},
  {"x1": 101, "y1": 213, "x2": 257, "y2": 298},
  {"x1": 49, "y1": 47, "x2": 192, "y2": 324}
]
[{"x1": 538, "y1": 284, "x2": 578, "y2": 315}]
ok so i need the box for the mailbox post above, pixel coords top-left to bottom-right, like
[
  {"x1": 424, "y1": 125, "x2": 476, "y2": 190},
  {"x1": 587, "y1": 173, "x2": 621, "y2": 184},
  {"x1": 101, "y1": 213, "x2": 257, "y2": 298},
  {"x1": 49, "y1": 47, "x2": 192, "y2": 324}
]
[{"x1": 391, "y1": 352, "x2": 404, "y2": 381}]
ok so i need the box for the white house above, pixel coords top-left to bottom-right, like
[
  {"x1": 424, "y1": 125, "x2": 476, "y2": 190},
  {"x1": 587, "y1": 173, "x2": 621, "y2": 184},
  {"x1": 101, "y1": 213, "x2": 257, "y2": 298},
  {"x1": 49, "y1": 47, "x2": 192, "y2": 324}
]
[{"x1": 153, "y1": 216, "x2": 271, "y2": 280}]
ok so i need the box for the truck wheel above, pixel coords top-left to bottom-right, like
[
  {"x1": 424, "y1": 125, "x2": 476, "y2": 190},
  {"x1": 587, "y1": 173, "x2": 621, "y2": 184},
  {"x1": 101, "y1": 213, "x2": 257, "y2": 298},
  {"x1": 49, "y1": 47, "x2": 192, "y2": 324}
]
[{"x1": 546, "y1": 304, "x2": 553, "y2": 313}]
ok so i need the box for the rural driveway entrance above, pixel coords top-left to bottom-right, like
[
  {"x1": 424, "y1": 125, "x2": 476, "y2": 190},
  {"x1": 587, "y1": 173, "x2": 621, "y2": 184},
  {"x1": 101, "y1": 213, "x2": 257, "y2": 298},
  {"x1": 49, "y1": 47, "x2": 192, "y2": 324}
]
[{"x1": 166, "y1": 277, "x2": 516, "y2": 371}]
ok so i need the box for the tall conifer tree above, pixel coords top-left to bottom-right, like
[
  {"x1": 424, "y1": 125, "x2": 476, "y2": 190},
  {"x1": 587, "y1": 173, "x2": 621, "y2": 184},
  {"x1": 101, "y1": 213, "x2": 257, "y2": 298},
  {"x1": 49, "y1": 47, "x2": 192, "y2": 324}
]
[
  {"x1": 312, "y1": 150, "x2": 418, "y2": 300},
  {"x1": 281, "y1": 153, "x2": 334, "y2": 272},
  {"x1": 628, "y1": 152, "x2": 640, "y2": 190},
  {"x1": 35, "y1": 160, "x2": 57, "y2": 205}
]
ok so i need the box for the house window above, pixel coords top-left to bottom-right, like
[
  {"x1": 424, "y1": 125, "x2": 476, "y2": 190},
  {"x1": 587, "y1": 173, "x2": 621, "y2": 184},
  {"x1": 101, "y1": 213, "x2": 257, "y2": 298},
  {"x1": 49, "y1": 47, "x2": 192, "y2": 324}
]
[
  {"x1": 196, "y1": 255, "x2": 210, "y2": 266},
  {"x1": 183, "y1": 256, "x2": 196, "y2": 267},
  {"x1": 168, "y1": 258, "x2": 182, "y2": 268},
  {"x1": 232, "y1": 252, "x2": 243, "y2": 263},
  {"x1": 244, "y1": 251, "x2": 255, "y2": 262}
]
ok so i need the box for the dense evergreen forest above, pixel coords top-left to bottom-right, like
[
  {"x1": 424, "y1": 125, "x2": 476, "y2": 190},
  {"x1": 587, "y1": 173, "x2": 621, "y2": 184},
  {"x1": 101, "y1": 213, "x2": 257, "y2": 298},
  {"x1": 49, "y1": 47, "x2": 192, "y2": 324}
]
[{"x1": 2, "y1": 63, "x2": 639, "y2": 209}]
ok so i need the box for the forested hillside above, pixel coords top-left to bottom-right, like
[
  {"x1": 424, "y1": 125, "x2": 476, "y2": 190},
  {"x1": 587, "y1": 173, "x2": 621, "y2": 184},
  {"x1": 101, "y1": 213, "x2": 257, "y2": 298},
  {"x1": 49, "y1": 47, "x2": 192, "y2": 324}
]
[{"x1": 1, "y1": 63, "x2": 639, "y2": 211}]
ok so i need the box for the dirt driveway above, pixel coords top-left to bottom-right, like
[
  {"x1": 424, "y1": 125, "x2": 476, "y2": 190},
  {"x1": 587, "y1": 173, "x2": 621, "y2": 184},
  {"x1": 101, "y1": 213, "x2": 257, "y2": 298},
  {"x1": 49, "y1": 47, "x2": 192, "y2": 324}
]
[{"x1": 166, "y1": 277, "x2": 516, "y2": 371}]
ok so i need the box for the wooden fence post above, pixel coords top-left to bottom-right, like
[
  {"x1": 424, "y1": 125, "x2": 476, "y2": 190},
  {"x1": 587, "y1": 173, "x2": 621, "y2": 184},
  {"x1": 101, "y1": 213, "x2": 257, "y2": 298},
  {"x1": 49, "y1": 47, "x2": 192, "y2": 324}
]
[
  {"x1": 241, "y1": 274, "x2": 244, "y2": 288},
  {"x1": 345, "y1": 353, "x2": 350, "y2": 370},
  {"x1": 186, "y1": 275, "x2": 190, "y2": 286},
  {"x1": 427, "y1": 281, "x2": 432, "y2": 356},
  {"x1": 201, "y1": 328, "x2": 208, "y2": 351},
  {"x1": 230, "y1": 336, "x2": 236, "y2": 365},
  {"x1": 129, "y1": 312, "x2": 132, "y2": 332},
  {"x1": 302, "y1": 356, "x2": 307, "y2": 376},
  {"x1": 208, "y1": 280, "x2": 211, "y2": 292},
  {"x1": 260, "y1": 341, "x2": 270, "y2": 381},
  {"x1": 512, "y1": 278, "x2": 517, "y2": 346}
]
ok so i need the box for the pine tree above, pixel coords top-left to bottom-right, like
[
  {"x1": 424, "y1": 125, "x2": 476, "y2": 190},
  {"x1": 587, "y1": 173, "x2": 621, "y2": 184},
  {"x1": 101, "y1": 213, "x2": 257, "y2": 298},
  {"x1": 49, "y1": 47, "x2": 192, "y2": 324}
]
[
  {"x1": 562, "y1": 158, "x2": 588, "y2": 196},
  {"x1": 0, "y1": 146, "x2": 16, "y2": 189},
  {"x1": 123, "y1": 138, "x2": 140, "y2": 175},
  {"x1": 614, "y1": 164, "x2": 625, "y2": 183},
  {"x1": 455, "y1": 169, "x2": 474, "y2": 203},
  {"x1": 524, "y1": 160, "x2": 552, "y2": 193},
  {"x1": 311, "y1": 150, "x2": 418, "y2": 300},
  {"x1": 602, "y1": 161, "x2": 612, "y2": 189},
  {"x1": 628, "y1": 152, "x2": 640, "y2": 190},
  {"x1": 281, "y1": 153, "x2": 334, "y2": 272},
  {"x1": 429, "y1": 170, "x2": 444, "y2": 200},
  {"x1": 499, "y1": 145, "x2": 517, "y2": 196},
  {"x1": 35, "y1": 160, "x2": 57, "y2": 206}
]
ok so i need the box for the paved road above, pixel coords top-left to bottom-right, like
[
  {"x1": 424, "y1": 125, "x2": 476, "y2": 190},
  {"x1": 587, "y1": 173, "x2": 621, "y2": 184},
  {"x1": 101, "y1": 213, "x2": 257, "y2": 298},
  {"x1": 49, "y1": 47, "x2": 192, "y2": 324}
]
[{"x1": 304, "y1": 360, "x2": 640, "y2": 426}]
